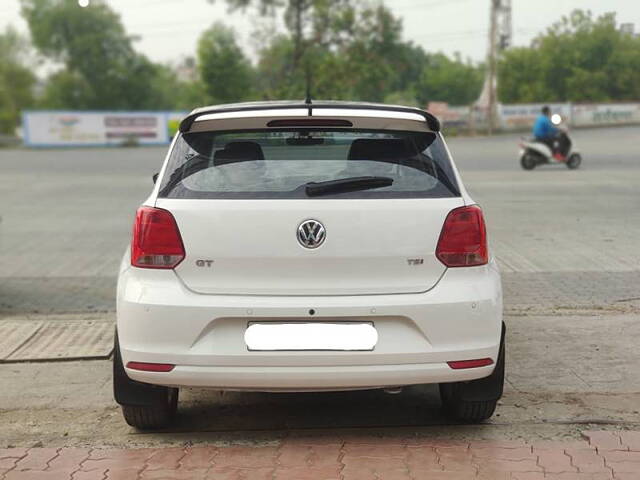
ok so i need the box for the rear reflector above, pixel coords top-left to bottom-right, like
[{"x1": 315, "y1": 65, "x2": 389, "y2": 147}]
[
  {"x1": 126, "y1": 361, "x2": 175, "y2": 372},
  {"x1": 131, "y1": 207, "x2": 185, "y2": 269},
  {"x1": 447, "y1": 358, "x2": 494, "y2": 369},
  {"x1": 436, "y1": 205, "x2": 488, "y2": 267}
]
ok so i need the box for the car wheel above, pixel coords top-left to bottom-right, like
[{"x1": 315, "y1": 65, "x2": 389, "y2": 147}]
[
  {"x1": 120, "y1": 389, "x2": 178, "y2": 430},
  {"x1": 113, "y1": 332, "x2": 178, "y2": 429},
  {"x1": 567, "y1": 153, "x2": 582, "y2": 169},
  {"x1": 439, "y1": 324, "x2": 505, "y2": 423},
  {"x1": 520, "y1": 153, "x2": 537, "y2": 170},
  {"x1": 439, "y1": 383, "x2": 498, "y2": 422}
]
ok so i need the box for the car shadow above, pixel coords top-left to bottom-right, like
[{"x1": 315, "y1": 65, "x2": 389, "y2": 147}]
[{"x1": 168, "y1": 385, "x2": 448, "y2": 433}]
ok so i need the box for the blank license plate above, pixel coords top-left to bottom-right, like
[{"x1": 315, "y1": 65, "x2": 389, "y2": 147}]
[{"x1": 245, "y1": 322, "x2": 377, "y2": 351}]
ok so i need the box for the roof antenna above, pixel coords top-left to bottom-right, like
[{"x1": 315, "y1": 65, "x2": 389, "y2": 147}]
[{"x1": 304, "y1": 61, "x2": 312, "y2": 116}]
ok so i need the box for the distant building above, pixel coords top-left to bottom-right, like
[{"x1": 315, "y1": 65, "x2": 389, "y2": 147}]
[
  {"x1": 174, "y1": 57, "x2": 197, "y2": 83},
  {"x1": 619, "y1": 23, "x2": 637, "y2": 37}
]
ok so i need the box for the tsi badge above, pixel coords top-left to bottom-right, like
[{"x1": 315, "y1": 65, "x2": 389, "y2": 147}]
[
  {"x1": 407, "y1": 258, "x2": 424, "y2": 266},
  {"x1": 196, "y1": 259, "x2": 214, "y2": 267}
]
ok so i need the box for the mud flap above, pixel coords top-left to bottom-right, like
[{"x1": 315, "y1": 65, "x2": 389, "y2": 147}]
[
  {"x1": 456, "y1": 322, "x2": 506, "y2": 402},
  {"x1": 113, "y1": 330, "x2": 171, "y2": 407}
]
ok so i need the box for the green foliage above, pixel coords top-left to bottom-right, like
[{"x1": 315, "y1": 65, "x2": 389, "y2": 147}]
[
  {"x1": 21, "y1": 0, "x2": 176, "y2": 109},
  {"x1": 211, "y1": 0, "x2": 356, "y2": 61},
  {"x1": 197, "y1": 23, "x2": 255, "y2": 104},
  {"x1": 0, "y1": 27, "x2": 36, "y2": 134},
  {"x1": 384, "y1": 89, "x2": 420, "y2": 108},
  {"x1": 415, "y1": 53, "x2": 484, "y2": 106},
  {"x1": 253, "y1": 2, "x2": 470, "y2": 106},
  {"x1": 5, "y1": 0, "x2": 639, "y2": 130},
  {"x1": 256, "y1": 35, "x2": 304, "y2": 99},
  {"x1": 495, "y1": 47, "x2": 545, "y2": 103},
  {"x1": 499, "y1": 9, "x2": 640, "y2": 103},
  {"x1": 335, "y1": 4, "x2": 407, "y2": 102},
  {"x1": 7, "y1": 0, "x2": 487, "y2": 120},
  {"x1": 147, "y1": 63, "x2": 207, "y2": 111},
  {"x1": 40, "y1": 71, "x2": 92, "y2": 109}
]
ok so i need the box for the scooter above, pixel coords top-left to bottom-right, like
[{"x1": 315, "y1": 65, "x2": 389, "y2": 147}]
[{"x1": 518, "y1": 115, "x2": 582, "y2": 170}]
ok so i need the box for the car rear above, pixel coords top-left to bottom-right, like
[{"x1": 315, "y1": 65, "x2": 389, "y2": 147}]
[{"x1": 114, "y1": 102, "x2": 504, "y2": 427}]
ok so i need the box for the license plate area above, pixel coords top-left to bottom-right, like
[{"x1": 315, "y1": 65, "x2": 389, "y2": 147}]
[{"x1": 244, "y1": 322, "x2": 377, "y2": 351}]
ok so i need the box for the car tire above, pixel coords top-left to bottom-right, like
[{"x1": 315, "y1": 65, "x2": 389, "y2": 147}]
[
  {"x1": 439, "y1": 324, "x2": 505, "y2": 423},
  {"x1": 120, "y1": 389, "x2": 178, "y2": 430},
  {"x1": 113, "y1": 332, "x2": 178, "y2": 429},
  {"x1": 439, "y1": 384, "x2": 498, "y2": 422}
]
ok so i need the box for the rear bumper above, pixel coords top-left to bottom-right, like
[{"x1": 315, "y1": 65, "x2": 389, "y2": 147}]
[
  {"x1": 130, "y1": 363, "x2": 496, "y2": 392},
  {"x1": 117, "y1": 258, "x2": 502, "y2": 391}
]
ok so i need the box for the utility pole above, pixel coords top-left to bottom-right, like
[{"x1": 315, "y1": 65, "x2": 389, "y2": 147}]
[
  {"x1": 486, "y1": 0, "x2": 499, "y2": 135},
  {"x1": 476, "y1": 0, "x2": 512, "y2": 134}
]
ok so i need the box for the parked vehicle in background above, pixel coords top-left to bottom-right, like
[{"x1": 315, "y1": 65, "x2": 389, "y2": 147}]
[{"x1": 113, "y1": 101, "x2": 505, "y2": 429}]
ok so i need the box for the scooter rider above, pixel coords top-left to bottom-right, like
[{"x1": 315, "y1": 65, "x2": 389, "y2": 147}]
[{"x1": 533, "y1": 106, "x2": 571, "y2": 161}]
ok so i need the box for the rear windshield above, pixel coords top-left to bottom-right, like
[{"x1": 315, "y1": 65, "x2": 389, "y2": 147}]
[{"x1": 158, "y1": 129, "x2": 460, "y2": 199}]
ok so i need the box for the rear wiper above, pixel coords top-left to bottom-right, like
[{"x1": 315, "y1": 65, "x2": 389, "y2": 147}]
[{"x1": 304, "y1": 176, "x2": 393, "y2": 197}]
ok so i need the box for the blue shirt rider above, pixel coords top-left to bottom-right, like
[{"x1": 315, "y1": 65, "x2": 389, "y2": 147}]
[
  {"x1": 533, "y1": 106, "x2": 558, "y2": 141},
  {"x1": 532, "y1": 105, "x2": 571, "y2": 161}
]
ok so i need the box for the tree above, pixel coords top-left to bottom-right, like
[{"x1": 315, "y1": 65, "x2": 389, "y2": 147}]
[
  {"x1": 498, "y1": 10, "x2": 640, "y2": 103},
  {"x1": 197, "y1": 23, "x2": 254, "y2": 104},
  {"x1": 336, "y1": 4, "x2": 406, "y2": 102},
  {"x1": 39, "y1": 71, "x2": 93, "y2": 109},
  {"x1": 256, "y1": 35, "x2": 304, "y2": 99},
  {"x1": 414, "y1": 53, "x2": 484, "y2": 106},
  {"x1": 244, "y1": 1, "x2": 484, "y2": 106},
  {"x1": 495, "y1": 47, "x2": 546, "y2": 103},
  {"x1": 213, "y1": 0, "x2": 362, "y2": 102},
  {"x1": 254, "y1": 3, "x2": 426, "y2": 103},
  {"x1": 212, "y1": 0, "x2": 356, "y2": 69},
  {"x1": 21, "y1": 0, "x2": 176, "y2": 109},
  {"x1": 0, "y1": 27, "x2": 36, "y2": 134}
]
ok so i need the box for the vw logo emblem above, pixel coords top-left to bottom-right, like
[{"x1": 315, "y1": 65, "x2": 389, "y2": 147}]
[{"x1": 297, "y1": 220, "x2": 326, "y2": 249}]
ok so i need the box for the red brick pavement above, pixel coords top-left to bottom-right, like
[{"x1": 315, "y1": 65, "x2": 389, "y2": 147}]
[{"x1": 1, "y1": 431, "x2": 639, "y2": 479}]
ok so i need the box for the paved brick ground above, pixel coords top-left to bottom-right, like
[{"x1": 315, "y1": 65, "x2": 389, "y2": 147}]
[{"x1": 1, "y1": 431, "x2": 639, "y2": 480}]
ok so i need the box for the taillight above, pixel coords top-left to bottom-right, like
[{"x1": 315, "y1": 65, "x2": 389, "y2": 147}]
[
  {"x1": 131, "y1": 207, "x2": 185, "y2": 269},
  {"x1": 436, "y1": 205, "x2": 488, "y2": 267}
]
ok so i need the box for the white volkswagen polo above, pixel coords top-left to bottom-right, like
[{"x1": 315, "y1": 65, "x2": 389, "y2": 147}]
[{"x1": 114, "y1": 101, "x2": 504, "y2": 429}]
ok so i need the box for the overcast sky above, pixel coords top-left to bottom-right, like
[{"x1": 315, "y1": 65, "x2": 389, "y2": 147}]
[{"x1": 1, "y1": 0, "x2": 639, "y2": 67}]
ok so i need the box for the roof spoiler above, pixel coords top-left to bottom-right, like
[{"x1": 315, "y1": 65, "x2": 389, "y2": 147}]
[{"x1": 179, "y1": 102, "x2": 441, "y2": 133}]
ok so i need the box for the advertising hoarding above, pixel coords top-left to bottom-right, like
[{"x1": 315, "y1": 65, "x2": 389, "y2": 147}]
[
  {"x1": 571, "y1": 103, "x2": 640, "y2": 127},
  {"x1": 22, "y1": 111, "x2": 187, "y2": 147},
  {"x1": 427, "y1": 102, "x2": 471, "y2": 128}
]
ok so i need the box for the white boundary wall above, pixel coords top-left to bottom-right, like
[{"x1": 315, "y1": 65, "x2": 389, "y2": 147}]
[
  {"x1": 436, "y1": 102, "x2": 640, "y2": 131},
  {"x1": 499, "y1": 103, "x2": 572, "y2": 130},
  {"x1": 22, "y1": 111, "x2": 187, "y2": 147},
  {"x1": 571, "y1": 103, "x2": 640, "y2": 127},
  {"x1": 21, "y1": 104, "x2": 640, "y2": 146}
]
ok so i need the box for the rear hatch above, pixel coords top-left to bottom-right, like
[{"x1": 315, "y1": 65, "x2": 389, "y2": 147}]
[
  {"x1": 155, "y1": 123, "x2": 462, "y2": 296},
  {"x1": 156, "y1": 197, "x2": 463, "y2": 295}
]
